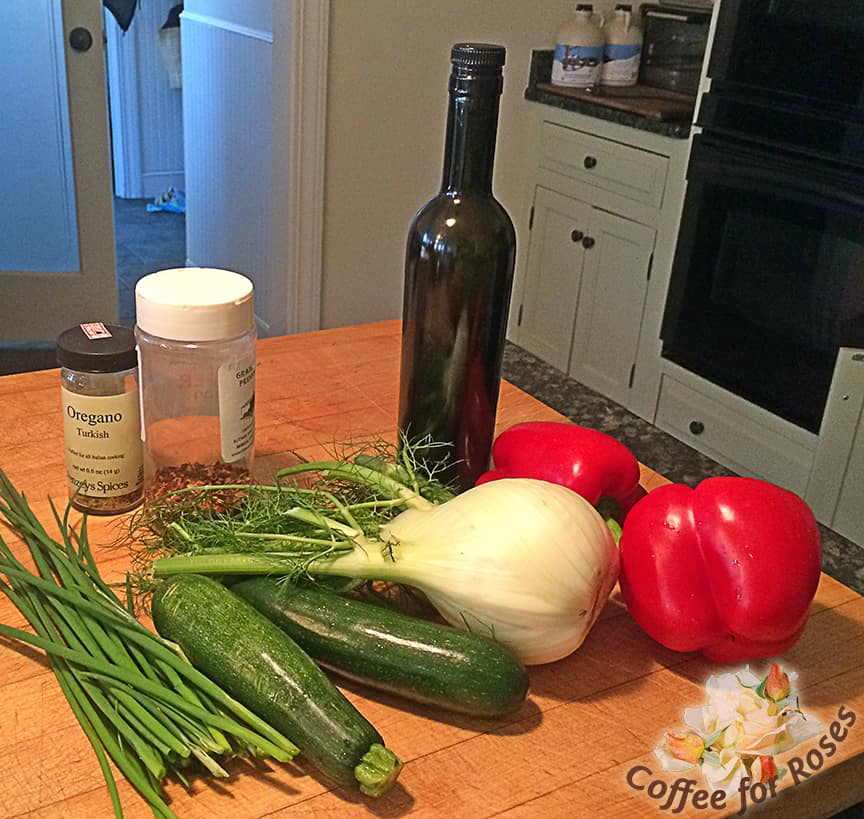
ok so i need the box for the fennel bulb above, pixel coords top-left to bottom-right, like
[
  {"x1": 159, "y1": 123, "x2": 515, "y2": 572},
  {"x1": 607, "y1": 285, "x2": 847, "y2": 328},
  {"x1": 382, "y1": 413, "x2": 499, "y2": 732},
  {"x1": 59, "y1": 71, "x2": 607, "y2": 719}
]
[
  {"x1": 150, "y1": 476, "x2": 620, "y2": 665},
  {"x1": 315, "y1": 478, "x2": 619, "y2": 665}
]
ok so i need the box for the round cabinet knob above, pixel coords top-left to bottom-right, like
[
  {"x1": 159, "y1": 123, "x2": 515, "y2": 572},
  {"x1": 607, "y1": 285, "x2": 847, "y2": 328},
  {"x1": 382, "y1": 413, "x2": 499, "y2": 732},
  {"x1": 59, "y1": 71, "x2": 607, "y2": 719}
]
[
  {"x1": 689, "y1": 420, "x2": 705, "y2": 435},
  {"x1": 581, "y1": 236, "x2": 595, "y2": 249},
  {"x1": 570, "y1": 229, "x2": 584, "y2": 242},
  {"x1": 583, "y1": 155, "x2": 598, "y2": 169},
  {"x1": 69, "y1": 27, "x2": 93, "y2": 52}
]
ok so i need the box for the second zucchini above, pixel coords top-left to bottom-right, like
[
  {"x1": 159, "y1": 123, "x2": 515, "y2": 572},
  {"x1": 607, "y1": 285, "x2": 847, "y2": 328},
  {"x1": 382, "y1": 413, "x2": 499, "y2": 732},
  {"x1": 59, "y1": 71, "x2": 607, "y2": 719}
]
[{"x1": 232, "y1": 578, "x2": 530, "y2": 717}]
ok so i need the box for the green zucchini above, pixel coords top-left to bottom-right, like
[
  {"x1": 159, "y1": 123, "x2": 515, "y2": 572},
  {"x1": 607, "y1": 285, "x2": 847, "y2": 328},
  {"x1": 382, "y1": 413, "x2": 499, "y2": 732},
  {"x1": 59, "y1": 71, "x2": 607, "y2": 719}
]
[
  {"x1": 151, "y1": 574, "x2": 402, "y2": 796},
  {"x1": 231, "y1": 578, "x2": 529, "y2": 717}
]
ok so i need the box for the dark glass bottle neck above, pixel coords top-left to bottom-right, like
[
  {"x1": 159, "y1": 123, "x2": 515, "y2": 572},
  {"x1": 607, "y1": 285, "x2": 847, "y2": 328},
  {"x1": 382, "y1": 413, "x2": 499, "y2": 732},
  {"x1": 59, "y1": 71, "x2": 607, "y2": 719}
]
[{"x1": 441, "y1": 75, "x2": 502, "y2": 194}]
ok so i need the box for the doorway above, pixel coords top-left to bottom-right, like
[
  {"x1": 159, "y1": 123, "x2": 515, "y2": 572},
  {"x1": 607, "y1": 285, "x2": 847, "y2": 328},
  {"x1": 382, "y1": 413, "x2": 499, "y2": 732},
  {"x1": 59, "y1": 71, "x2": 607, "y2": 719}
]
[
  {"x1": 0, "y1": 0, "x2": 325, "y2": 377},
  {"x1": 104, "y1": 1, "x2": 187, "y2": 327}
]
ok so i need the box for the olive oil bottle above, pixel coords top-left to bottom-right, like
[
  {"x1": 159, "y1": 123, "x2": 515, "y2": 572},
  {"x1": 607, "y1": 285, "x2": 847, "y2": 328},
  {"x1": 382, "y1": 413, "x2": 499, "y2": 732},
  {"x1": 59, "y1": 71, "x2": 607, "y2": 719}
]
[{"x1": 398, "y1": 43, "x2": 516, "y2": 490}]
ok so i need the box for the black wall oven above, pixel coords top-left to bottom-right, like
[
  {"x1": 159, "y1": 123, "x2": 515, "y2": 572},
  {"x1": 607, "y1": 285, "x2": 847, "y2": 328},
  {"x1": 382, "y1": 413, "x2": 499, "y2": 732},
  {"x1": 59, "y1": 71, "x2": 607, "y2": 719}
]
[
  {"x1": 707, "y1": 0, "x2": 864, "y2": 114},
  {"x1": 661, "y1": 0, "x2": 864, "y2": 435}
]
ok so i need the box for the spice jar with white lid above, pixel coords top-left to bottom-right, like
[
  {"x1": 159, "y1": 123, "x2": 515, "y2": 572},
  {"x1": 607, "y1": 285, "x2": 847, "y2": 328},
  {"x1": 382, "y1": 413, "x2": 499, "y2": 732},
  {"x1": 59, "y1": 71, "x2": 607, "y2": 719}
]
[
  {"x1": 135, "y1": 268, "x2": 257, "y2": 499},
  {"x1": 57, "y1": 322, "x2": 144, "y2": 515}
]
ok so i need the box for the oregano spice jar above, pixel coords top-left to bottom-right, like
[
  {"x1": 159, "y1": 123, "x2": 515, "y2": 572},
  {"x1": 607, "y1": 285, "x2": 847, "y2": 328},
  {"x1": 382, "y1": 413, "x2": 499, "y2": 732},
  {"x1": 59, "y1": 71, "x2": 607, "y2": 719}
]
[{"x1": 56, "y1": 322, "x2": 144, "y2": 514}]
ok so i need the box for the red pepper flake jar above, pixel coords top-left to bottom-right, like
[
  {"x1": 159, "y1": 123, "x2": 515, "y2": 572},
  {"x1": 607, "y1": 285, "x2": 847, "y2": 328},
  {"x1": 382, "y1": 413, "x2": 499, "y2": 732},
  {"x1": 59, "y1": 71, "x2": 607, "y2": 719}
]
[
  {"x1": 134, "y1": 268, "x2": 257, "y2": 501},
  {"x1": 56, "y1": 322, "x2": 144, "y2": 515}
]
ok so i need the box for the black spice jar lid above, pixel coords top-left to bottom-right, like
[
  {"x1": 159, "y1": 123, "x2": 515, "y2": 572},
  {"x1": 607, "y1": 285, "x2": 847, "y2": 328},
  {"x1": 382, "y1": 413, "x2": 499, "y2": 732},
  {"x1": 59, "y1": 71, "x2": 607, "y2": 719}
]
[{"x1": 56, "y1": 322, "x2": 138, "y2": 373}]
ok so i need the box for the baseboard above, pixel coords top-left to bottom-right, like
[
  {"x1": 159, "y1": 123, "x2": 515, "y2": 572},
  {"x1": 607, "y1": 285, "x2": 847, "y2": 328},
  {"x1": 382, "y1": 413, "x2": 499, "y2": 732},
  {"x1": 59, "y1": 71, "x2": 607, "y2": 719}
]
[{"x1": 0, "y1": 343, "x2": 58, "y2": 376}]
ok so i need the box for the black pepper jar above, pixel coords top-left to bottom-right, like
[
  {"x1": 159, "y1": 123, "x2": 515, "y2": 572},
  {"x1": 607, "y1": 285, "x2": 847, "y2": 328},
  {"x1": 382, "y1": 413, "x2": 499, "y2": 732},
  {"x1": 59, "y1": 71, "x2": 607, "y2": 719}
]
[{"x1": 397, "y1": 43, "x2": 517, "y2": 491}]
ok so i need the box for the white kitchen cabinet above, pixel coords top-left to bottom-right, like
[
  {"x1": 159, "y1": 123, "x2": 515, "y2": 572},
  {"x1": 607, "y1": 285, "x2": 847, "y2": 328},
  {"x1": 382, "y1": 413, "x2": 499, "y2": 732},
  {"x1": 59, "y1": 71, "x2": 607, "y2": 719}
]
[
  {"x1": 569, "y1": 208, "x2": 656, "y2": 407},
  {"x1": 656, "y1": 347, "x2": 864, "y2": 547},
  {"x1": 517, "y1": 186, "x2": 655, "y2": 405},
  {"x1": 517, "y1": 187, "x2": 591, "y2": 372},
  {"x1": 655, "y1": 365, "x2": 818, "y2": 496},
  {"x1": 511, "y1": 108, "x2": 690, "y2": 419},
  {"x1": 805, "y1": 349, "x2": 864, "y2": 545},
  {"x1": 834, "y1": 421, "x2": 864, "y2": 542}
]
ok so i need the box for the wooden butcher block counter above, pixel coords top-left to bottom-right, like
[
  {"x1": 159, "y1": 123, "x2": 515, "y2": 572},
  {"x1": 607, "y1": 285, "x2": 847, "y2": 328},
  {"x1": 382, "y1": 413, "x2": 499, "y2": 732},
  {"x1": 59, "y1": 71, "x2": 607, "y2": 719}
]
[{"x1": 1, "y1": 320, "x2": 862, "y2": 819}]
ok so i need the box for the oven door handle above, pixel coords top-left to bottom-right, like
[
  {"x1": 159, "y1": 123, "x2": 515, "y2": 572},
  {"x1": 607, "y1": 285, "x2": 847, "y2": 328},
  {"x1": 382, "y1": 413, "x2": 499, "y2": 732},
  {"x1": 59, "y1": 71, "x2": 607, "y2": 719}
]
[
  {"x1": 645, "y1": 10, "x2": 705, "y2": 22},
  {"x1": 691, "y1": 136, "x2": 864, "y2": 213}
]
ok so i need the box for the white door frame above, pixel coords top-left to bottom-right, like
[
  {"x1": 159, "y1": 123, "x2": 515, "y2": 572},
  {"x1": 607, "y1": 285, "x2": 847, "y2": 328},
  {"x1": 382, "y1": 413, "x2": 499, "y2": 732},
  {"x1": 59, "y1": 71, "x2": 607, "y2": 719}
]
[{"x1": 272, "y1": 0, "x2": 328, "y2": 334}]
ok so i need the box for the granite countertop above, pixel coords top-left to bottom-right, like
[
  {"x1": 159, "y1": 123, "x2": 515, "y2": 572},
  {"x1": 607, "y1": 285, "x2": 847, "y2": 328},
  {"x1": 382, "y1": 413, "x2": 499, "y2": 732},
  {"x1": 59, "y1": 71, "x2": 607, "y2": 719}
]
[{"x1": 525, "y1": 50, "x2": 694, "y2": 139}]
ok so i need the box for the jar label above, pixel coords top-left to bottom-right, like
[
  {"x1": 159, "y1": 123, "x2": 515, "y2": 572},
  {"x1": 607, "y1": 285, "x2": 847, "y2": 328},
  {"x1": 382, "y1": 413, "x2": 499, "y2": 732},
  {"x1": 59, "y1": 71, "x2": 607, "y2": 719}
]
[
  {"x1": 61, "y1": 388, "x2": 144, "y2": 498},
  {"x1": 218, "y1": 356, "x2": 256, "y2": 462},
  {"x1": 552, "y1": 44, "x2": 604, "y2": 87},
  {"x1": 79, "y1": 322, "x2": 112, "y2": 340}
]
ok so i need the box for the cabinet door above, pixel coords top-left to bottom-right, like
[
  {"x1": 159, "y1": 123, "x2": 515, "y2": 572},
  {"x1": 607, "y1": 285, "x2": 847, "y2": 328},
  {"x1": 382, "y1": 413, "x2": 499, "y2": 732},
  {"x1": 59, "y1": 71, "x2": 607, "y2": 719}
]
[
  {"x1": 569, "y1": 209, "x2": 656, "y2": 407},
  {"x1": 832, "y1": 409, "x2": 864, "y2": 545},
  {"x1": 516, "y1": 187, "x2": 590, "y2": 372}
]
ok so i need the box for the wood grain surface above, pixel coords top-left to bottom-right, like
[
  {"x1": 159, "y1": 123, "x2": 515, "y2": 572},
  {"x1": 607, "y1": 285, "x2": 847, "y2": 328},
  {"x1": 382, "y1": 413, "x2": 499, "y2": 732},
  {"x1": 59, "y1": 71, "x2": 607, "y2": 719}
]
[{"x1": 0, "y1": 320, "x2": 862, "y2": 818}]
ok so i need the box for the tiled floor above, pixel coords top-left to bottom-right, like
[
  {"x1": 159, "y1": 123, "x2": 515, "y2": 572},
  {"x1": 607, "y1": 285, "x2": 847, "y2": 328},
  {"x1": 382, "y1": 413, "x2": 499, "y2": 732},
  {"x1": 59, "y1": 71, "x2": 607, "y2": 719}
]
[{"x1": 114, "y1": 196, "x2": 187, "y2": 325}]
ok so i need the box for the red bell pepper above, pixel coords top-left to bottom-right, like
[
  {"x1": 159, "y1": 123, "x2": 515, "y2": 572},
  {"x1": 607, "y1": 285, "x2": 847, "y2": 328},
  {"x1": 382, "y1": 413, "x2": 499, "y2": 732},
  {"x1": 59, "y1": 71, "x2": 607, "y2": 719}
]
[
  {"x1": 476, "y1": 421, "x2": 646, "y2": 519},
  {"x1": 619, "y1": 477, "x2": 822, "y2": 663}
]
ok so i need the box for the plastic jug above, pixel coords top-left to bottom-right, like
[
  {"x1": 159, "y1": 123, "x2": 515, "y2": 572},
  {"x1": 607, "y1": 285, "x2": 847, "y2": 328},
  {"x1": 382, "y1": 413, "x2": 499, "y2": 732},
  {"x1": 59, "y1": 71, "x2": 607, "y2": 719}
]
[
  {"x1": 600, "y1": 4, "x2": 643, "y2": 87},
  {"x1": 552, "y1": 4, "x2": 605, "y2": 88}
]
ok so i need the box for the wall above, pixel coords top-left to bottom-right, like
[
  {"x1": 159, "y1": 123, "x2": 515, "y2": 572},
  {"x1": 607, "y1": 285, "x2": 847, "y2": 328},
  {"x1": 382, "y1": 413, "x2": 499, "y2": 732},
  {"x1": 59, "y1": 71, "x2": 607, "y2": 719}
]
[
  {"x1": 320, "y1": 0, "x2": 576, "y2": 329},
  {"x1": 181, "y1": 0, "x2": 277, "y2": 332}
]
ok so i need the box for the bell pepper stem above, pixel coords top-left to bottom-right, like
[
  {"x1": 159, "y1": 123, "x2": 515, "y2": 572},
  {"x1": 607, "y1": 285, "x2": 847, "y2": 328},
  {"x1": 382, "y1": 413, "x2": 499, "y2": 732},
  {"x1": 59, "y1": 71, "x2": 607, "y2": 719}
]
[{"x1": 605, "y1": 517, "x2": 622, "y2": 545}]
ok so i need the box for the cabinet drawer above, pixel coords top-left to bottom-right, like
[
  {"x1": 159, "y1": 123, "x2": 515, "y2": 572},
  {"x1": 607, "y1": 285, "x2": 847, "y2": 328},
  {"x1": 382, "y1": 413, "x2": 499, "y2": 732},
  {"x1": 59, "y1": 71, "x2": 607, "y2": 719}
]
[
  {"x1": 538, "y1": 122, "x2": 669, "y2": 208},
  {"x1": 655, "y1": 374, "x2": 815, "y2": 495}
]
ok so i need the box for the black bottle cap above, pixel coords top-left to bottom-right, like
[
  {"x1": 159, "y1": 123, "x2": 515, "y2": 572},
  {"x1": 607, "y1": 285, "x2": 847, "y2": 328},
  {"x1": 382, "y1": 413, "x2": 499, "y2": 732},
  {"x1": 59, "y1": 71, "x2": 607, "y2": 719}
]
[
  {"x1": 451, "y1": 43, "x2": 506, "y2": 70},
  {"x1": 56, "y1": 323, "x2": 138, "y2": 372}
]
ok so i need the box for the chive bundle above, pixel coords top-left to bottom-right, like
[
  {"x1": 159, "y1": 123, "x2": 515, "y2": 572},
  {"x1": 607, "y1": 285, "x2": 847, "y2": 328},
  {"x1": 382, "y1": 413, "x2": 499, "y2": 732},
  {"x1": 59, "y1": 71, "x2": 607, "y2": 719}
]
[{"x1": 0, "y1": 470, "x2": 299, "y2": 819}]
